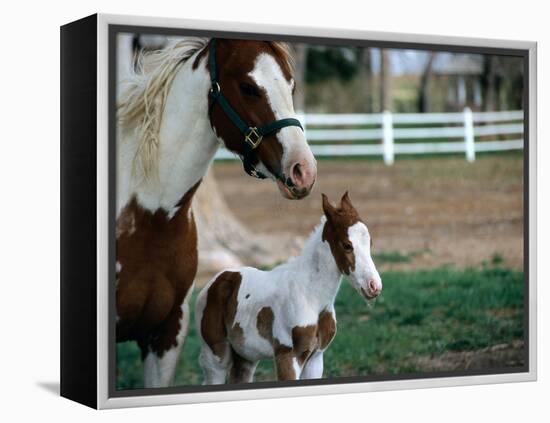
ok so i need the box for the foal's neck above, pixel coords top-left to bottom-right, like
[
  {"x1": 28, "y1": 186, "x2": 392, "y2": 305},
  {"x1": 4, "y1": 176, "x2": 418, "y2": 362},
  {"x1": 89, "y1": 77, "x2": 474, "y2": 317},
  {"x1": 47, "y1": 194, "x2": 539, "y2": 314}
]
[
  {"x1": 294, "y1": 218, "x2": 342, "y2": 309},
  {"x1": 118, "y1": 52, "x2": 218, "y2": 215}
]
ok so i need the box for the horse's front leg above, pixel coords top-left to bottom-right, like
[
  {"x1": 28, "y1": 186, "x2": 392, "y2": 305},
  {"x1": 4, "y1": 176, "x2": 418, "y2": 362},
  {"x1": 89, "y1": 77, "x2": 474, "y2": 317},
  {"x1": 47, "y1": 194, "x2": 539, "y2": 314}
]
[
  {"x1": 142, "y1": 291, "x2": 193, "y2": 388},
  {"x1": 274, "y1": 347, "x2": 302, "y2": 381},
  {"x1": 300, "y1": 350, "x2": 324, "y2": 379}
]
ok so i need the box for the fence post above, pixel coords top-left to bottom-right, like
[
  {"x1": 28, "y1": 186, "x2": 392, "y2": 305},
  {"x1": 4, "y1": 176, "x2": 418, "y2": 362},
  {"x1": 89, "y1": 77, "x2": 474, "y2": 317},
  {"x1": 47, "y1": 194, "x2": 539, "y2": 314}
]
[
  {"x1": 382, "y1": 110, "x2": 394, "y2": 165},
  {"x1": 463, "y1": 107, "x2": 475, "y2": 162}
]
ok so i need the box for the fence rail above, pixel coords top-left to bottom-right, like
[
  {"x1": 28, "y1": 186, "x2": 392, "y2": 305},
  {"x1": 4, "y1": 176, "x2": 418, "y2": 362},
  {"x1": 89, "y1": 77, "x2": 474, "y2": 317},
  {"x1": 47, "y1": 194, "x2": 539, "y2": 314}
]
[{"x1": 214, "y1": 109, "x2": 524, "y2": 164}]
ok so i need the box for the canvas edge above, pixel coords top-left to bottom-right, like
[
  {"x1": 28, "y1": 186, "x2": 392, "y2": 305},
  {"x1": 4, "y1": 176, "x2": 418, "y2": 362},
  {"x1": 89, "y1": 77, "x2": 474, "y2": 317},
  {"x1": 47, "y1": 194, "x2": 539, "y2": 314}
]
[
  {"x1": 95, "y1": 13, "x2": 537, "y2": 409},
  {"x1": 97, "y1": 12, "x2": 109, "y2": 411},
  {"x1": 527, "y1": 41, "x2": 537, "y2": 383},
  {"x1": 60, "y1": 13, "x2": 99, "y2": 409}
]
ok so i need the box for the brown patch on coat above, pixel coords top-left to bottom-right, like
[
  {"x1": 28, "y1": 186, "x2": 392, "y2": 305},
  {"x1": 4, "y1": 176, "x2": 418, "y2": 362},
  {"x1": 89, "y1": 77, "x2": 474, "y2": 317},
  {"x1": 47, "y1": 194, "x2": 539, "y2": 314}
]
[
  {"x1": 289, "y1": 309, "x2": 338, "y2": 368},
  {"x1": 292, "y1": 325, "x2": 317, "y2": 365},
  {"x1": 256, "y1": 306, "x2": 337, "y2": 379},
  {"x1": 116, "y1": 181, "x2": 201, "y2": 358},
  {"x1": 291, "y1": 311, "x2": 336, "y2": 367},
  {"x1": 274, "y1": 344, "x2": 296, "y2": 380},
  {"x1": 229, "y1": 322, "x2": 245, "y2": 352},
  {"x1": 256, "y1": 306, "x2": 302, "y2": 380},
  {"x1": 200, "y1": 271, "x2": 242, "y2": 359},
  {"x1": 321, "y1": 192, "x2": 362, "y2": 275},
  {"x1": 208, "y1": 39, "x2": 295, "y2": 178},
  {"x1": 256, "y1": 306, "x2": 275, "y2": 344},
  {"x1": 317, "y1": 310, "x2": 337, "y2": 350}
]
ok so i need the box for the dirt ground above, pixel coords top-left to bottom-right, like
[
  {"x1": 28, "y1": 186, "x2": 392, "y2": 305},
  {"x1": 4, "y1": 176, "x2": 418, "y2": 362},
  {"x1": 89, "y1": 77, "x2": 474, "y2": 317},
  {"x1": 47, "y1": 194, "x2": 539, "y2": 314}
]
[
  {"x1": 411, "y1": 340, "x2": 525, "y2": 372},
  {"x1": 212, "y1": 153, "x2": 524, "y2": 271}
]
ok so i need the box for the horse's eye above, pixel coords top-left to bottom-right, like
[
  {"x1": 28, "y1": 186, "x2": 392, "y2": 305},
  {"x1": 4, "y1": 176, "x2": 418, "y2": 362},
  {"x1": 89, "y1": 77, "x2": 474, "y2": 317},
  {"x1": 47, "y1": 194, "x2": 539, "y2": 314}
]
[
  {"x1": 239, "y1": 82, "x2": 261, "y2": 98},
  {"x1": 342, "y1": 241, "x2": 354, "y2": 252}
]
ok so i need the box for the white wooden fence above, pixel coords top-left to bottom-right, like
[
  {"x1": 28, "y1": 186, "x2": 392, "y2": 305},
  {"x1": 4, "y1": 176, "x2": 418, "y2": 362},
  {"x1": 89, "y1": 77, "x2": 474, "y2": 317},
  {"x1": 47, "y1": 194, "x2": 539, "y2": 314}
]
[{"x1": 215, "y1": 108, "x2": 524, "y2": 165}]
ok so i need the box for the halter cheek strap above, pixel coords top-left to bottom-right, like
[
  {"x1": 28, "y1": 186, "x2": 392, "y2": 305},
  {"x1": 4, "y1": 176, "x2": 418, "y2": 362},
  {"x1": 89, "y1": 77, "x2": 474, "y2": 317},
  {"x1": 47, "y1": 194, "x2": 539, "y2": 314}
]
[{"x1": 207, "y1": 38, "x2": 304, "y2": 180}]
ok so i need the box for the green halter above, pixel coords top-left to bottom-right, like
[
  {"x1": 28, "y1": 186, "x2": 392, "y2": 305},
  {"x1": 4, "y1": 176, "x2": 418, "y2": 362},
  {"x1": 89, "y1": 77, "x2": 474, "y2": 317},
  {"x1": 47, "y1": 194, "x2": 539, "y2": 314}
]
[{"x1": 207, "y1": 38, "x2": 304, "y2": 180}]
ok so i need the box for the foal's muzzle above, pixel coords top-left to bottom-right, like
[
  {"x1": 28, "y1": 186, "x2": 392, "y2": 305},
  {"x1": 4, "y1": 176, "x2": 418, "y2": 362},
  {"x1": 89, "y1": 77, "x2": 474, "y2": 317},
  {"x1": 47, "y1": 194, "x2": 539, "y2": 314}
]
[{"x1": 361, "y1": 279, "x2": 383, "y2": 300}]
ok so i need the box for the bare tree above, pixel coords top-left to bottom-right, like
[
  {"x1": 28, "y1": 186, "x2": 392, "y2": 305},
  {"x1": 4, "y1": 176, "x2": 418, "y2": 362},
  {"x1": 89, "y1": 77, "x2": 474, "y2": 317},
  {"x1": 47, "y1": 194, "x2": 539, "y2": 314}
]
[
  {"x1": 417, "y1": 52, "x2": 436, "y2": 113},
  {"x1": 358, "y1": 48, "x2": 374, "y2": 113},
  {"x1": 379, "y1": 49, "x2": 392, "y2": 111},
  {"x1": 482, "y1": 55, "x2": 500, "y2": 111},
  {"x1": 292, "y1": 44, "x2": 308, "y2": 112}
]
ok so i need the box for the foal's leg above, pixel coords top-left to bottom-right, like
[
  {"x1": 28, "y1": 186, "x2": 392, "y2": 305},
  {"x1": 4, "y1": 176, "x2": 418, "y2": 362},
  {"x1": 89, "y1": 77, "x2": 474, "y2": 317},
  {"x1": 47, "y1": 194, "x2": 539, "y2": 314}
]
[
  {"x1": 274, "y1": 347, "x2": 302, "y2": 381},
  {"x1": 143, "y1": 292, "x2": 193, "y2": 388},
  {"x1": 300, "y1": 350, "x2": 324, "y2": 379},
  {"x1": 228, "y1": 351, "x2": 258, "y2": 384},
  {"x1": 199, "y1": 341, "x2": 232, "y2": 385}
]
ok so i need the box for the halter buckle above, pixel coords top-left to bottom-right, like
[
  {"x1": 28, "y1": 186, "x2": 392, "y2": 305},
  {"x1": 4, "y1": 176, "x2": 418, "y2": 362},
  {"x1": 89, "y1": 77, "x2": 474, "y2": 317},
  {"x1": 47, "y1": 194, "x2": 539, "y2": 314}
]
[
  {"x1": 244, "y1": 127, "x2": 263, "y2": 149},
  {"x1": 209, "y1": 82, "x2": 221, "y2": 97}
]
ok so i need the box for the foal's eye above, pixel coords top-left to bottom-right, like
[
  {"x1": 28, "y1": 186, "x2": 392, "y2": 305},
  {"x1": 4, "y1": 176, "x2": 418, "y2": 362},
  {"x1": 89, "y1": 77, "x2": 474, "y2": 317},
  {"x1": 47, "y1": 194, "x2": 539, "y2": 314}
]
[
  {"x1": 239, "y1": 82, "x2": 261, "y2": 98},
  {"x1": 342, "y1": 241, "x2": 354, "y2": 252}
]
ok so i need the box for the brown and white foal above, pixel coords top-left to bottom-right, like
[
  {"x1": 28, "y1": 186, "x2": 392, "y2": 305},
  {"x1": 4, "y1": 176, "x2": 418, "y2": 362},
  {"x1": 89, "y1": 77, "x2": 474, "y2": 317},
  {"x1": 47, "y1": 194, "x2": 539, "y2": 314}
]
[{"x1": 196, "y1": 192, "x2": 382, "y2": 383}]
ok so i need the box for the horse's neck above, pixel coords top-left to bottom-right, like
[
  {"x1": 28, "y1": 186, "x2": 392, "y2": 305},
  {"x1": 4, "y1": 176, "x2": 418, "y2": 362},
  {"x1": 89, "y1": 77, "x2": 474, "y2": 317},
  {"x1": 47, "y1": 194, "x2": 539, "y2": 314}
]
[
  {"x1": 292, "y1": 219, "x2": 342, "y2": 309},
  {"x1": 117, "y1": 57, "x2": 218, "y2": 215}
]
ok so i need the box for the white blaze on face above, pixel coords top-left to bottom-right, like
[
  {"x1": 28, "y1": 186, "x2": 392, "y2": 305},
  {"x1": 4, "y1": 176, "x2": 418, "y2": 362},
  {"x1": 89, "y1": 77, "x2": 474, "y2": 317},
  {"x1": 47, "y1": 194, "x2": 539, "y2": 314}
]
[
  {"x1": 248, "y1": 53, "x2": 316, "y2": 178},
  {"x1": 347, "y1": 222, "x2": 382, "y2": 296}
]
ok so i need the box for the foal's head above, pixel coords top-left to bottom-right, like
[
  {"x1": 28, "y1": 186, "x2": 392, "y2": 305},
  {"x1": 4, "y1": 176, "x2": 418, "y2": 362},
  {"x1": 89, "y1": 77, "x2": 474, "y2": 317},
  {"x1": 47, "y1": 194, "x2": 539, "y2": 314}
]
[
  {"x1": 322, "y1": 192, "x2": 382, "y2": 300},
  {"x1": 208, "y1": 39, "x2": 317, "y2": 199}
]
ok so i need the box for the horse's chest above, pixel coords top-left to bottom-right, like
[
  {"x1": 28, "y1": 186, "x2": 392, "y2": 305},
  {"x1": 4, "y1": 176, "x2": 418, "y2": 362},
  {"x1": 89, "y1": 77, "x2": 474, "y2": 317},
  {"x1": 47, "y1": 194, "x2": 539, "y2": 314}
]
[
  {"x1": 118, "y1": 202, "x2": 197, "y2": 279},
  {"x1": 116, "y1": 197, "x2": 198, "y2": 338}
]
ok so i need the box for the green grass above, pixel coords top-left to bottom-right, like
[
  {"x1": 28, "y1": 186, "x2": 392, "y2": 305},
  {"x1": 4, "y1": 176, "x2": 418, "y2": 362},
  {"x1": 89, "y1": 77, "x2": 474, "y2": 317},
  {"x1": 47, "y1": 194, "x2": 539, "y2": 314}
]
[
  {"x1": 373, "y1": 250, "x2": 414, "y2": 264},
  {"x1": 116, "y1": 265, "x2": 524, "y2": 389}
]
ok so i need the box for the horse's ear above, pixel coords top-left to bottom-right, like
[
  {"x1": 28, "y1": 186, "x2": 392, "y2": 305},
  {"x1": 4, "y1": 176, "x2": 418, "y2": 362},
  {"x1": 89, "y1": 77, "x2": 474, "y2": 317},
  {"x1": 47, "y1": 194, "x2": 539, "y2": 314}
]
[
  {"x1": 322, "y1": 193, "x2": 336, "y2": 219},
  {"x1": 341, "y1": 191, "x2": 352, "y2": 210}
]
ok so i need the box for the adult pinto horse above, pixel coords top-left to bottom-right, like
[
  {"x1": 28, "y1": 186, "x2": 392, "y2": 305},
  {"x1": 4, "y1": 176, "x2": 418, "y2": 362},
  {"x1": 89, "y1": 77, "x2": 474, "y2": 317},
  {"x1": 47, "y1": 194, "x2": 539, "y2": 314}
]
[{"x1": 116, "y1": 38, "x2": 317, "y2": 388}]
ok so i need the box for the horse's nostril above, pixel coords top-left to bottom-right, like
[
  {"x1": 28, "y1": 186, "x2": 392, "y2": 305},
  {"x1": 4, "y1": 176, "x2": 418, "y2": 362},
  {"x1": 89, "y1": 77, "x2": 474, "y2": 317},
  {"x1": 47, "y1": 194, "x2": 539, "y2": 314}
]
[
  {"x1": 287, "y1": 160, "x2": 315, "y2": 192},
  {"x1": 292, "y1": 163, "x2": 303, "y2": 180}
]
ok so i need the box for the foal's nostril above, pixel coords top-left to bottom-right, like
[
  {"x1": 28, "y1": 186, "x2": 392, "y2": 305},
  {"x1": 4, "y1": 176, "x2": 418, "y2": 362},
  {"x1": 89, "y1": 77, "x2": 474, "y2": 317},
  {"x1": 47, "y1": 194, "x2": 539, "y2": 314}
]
[{"x1": 368, "y1": 279, "x2": 379, "y2": 293}]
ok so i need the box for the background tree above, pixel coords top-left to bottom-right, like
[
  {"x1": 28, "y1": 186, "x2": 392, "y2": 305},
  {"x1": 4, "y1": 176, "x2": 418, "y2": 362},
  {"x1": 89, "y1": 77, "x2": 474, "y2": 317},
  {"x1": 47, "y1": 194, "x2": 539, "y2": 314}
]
[
  {"x1": 357, "y1": 47, "x2": 374, "y2": 113},
  {"x1": 292, "y1": 44, "x2": 308, "y2": 112},
  {"x1": 481, "y1": 55, "x2": 499, "y2": 111},
  {"x1": 417, "y1": 52, "x2": 436, "y2": 113},
  {"x1": 380, "y1": 49, "x2": 392, "y2": 111}
]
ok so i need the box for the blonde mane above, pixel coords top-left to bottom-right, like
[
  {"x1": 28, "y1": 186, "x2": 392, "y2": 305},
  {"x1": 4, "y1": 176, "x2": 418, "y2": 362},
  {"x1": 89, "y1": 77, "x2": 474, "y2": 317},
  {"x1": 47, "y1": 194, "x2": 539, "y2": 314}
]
[
  {"x1": 117, "y1": 37, "x2": 294, "y2": 180},
  {"x1": 117, "y1": 37, "x2": 209, "y2": 179}
]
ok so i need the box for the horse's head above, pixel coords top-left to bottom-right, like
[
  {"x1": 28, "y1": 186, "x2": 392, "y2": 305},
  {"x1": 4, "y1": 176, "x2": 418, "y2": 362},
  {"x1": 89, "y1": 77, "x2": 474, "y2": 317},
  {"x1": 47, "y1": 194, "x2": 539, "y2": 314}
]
[
  {"x1": 208, "y1": 39, "x2": 317, "y2": 199},
  {"x1": 322, "y1": 192, "x2": 382, "y2": 301}
]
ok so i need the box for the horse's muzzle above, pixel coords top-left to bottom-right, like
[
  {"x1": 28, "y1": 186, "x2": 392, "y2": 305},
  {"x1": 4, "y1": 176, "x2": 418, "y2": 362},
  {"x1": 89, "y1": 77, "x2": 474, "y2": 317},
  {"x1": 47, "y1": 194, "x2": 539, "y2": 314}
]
[{"x1": 276, "y1": 178, "x2": 314, "y2": 200}]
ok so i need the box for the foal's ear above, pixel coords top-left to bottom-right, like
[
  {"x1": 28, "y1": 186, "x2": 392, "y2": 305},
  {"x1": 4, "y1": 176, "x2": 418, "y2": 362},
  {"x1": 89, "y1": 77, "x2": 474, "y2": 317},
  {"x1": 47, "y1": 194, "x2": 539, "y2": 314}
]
[
  {"x1": 322, "y1": 193, "x2": 336, "y2": 219},
  {"x1": 341, "y1": 191, "x2": 353, "y2": 210}
]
